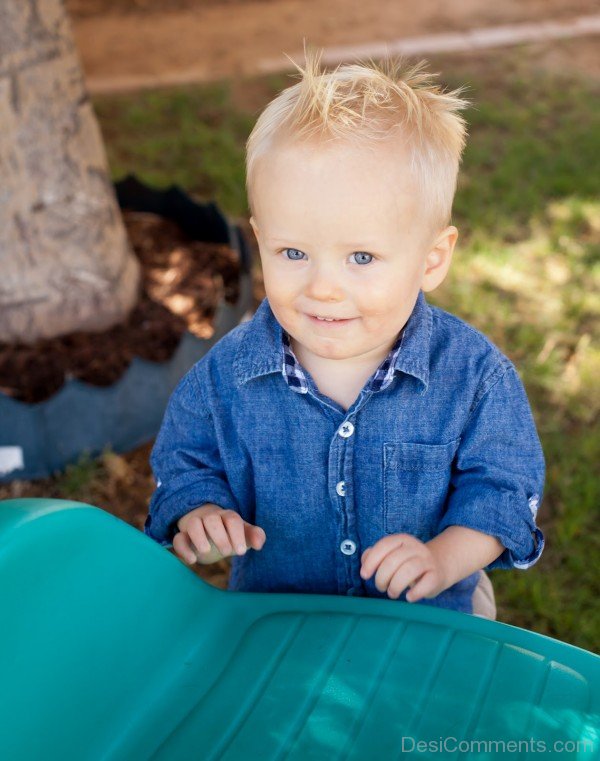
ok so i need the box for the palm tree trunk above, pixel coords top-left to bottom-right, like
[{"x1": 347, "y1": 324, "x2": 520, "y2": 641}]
[{"x1": 0, "y1": 0, "x2": 141, "y2": 343}]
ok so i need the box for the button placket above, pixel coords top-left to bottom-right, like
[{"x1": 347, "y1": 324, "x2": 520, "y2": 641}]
[{"x1": 332, "y1": 416, "x2": 362, "y2": 592}]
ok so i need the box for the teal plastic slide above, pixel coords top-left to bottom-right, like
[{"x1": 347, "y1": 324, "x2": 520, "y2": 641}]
[{"x1": 0, "y1": 498, "x2": 598, "y2": 760}]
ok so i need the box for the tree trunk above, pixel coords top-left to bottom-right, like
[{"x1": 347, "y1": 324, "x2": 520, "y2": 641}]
[{"x1": 0, "y1": 0, "x2": 141, "y2": 343}]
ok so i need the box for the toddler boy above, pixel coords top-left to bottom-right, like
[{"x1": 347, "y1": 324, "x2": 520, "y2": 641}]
[{"x1": 144, "y1": 50, "x2": 545, "y2": 617}]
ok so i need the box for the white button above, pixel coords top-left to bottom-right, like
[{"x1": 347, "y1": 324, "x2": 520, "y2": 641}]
[
  {"x1": 336, "y1": 481, "x2": 346, "y2": 497},
  {"x1": 340, "y1": 539, "x2": 356, "y2": 555},
  {"x1": 338, "y1": 421, "x2": 354, "y2": 438}
]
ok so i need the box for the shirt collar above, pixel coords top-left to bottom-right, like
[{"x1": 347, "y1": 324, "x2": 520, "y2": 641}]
[
  {"x1": 280, "y1": 328, "x2": 404, "y2": 395},
  {"x1": 234, "y1": 290, "x2": 432, "y2": 392}
]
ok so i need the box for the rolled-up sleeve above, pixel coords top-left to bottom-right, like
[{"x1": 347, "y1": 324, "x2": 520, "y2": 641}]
[
  {"x1": 144, "y1": 368, "x2": 238, "y2": 548},
  {"x1": 437, "y1": 362, "x2": 546, "y2": 571}
]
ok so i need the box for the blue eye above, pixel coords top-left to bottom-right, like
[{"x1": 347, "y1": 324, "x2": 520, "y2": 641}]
[
  {"x1": 352, "y1": 252, "x2": 373, "y2": 265},
  {"x1": 281, "y1": 248, "x2": 374, "y2": 264},
  {"x1": 282, "y1": 248, "x2": 305, "y2": 260}
]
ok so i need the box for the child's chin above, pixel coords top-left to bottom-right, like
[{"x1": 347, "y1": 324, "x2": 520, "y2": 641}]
[{"x1": 310, "y1": 342, "x2": 358, "y2": 360}]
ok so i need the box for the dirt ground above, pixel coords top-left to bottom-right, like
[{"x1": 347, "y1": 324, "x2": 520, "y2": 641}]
[{"x1": 66, "y1": 0, "x2": 600, "y2": 88}]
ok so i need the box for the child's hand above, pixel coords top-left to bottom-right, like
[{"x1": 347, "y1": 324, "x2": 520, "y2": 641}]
[
  {"x1": 174, "y1": 503, "x2": 266, "y2": 566},
  {"x1": 360, "y1": 534, "x2": 448, "y2": 602}
]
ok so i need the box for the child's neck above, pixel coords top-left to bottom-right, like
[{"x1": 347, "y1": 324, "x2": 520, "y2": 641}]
[{"x1": 290, "y1": 337, "x2": 395, "y2": 411}]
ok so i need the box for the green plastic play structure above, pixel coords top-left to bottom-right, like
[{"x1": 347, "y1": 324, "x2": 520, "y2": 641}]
[{"x1": 0, "y1": 498, "x2": 598, "y2": 760}]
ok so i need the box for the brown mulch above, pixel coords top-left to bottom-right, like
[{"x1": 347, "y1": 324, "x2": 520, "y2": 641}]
[{"x1": 0, "y1": 210, "x2": 242, "y2": 404}]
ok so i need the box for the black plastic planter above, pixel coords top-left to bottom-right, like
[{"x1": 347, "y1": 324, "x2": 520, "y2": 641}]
[{"x1": 0, "y1": 176, "x2": 253, "y2": 482}]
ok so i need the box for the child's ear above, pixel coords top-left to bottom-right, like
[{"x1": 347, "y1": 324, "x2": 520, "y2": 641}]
[
  {"x1": 421, "y1": 226, "x2": 458, "y2": 293},
  {"x1": 249, "y1": 216, "x2": 259, "y2": 239}
]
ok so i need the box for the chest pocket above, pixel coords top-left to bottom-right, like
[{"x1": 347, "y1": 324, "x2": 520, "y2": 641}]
[{"x1": 383, "y1": 438, "x2": 460, "y2": 541}]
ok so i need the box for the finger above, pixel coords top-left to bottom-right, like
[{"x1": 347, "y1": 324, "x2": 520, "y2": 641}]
[
  {"x1": 405, "y1": 571, "x2": 437, "y2": 603},
  {"x1": 369, "y1": 547, "x2": 408, "y2": 591},
  {"x1": 202, "y1": 515, "x2": 234, "y2": 557},
  {"x1": 246, "y1": 523, "x2": 266, "y2": 550},
  {"x1": 185, "y1": 515, "x2": 212, "y2": 554},
  {"x1": 173, "y1": 531, "x2": 198, "y2": 565},
  {"x1": 221, "y1": 511, "x2": 248, "y2": 555},
  {"x1": 360, "y1": 534, "x2": 419, "y2": 577},
  {"x1": 374, "y1": 551, "x2": 421, "y2": 595},
  {"x1": 360, "y1": 535, "x2": 415, "y2": 579},
  {"x1": 386, "y1": 557, "x2": 428, "y2": 600}
]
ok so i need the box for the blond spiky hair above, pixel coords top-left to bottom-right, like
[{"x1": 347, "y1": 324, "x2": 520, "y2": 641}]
[{"x1": 246, "y1": 44, "x2": 471, "y2": 232}]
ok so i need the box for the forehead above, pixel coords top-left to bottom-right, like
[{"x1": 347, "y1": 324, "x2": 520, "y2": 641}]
[{"x1": 251, "y1": 137, "x2": 423, "y2": 241}]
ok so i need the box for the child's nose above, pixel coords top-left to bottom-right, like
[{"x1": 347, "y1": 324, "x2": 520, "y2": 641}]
[{"x1": 305, "y1": 263, "x2": 345, "y2": 301}]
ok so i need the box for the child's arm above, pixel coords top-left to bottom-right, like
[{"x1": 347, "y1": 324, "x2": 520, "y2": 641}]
[
  {"x1": 362, "y1": 360, "x2": 545, "y2": 602},
  {"x1": 360, "y1": 527, "x2": 504, "y2": 602},
  {"x1": 144, "y1": 366, "x2": 259, "y2": 550},
  {"x1": 425, "y1": 525, "x2": 504, "y2": 588},
  {"x1": 436, "y1": 361, "x2": 545, "y2": 572}
]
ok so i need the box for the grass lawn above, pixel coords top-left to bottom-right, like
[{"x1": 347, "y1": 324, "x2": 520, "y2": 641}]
[{"x1": 12, "y1": 45, "x2": 600, "y2": 650}]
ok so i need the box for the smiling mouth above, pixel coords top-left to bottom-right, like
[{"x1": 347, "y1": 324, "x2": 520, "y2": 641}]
[{"x1": 308, "y1": 314, "x2": 356, "y2": 325}]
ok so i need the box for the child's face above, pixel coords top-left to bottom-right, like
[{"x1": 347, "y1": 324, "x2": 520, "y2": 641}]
[{"x1": 249, "y1": 136, "x2": 457, "y2": 366}]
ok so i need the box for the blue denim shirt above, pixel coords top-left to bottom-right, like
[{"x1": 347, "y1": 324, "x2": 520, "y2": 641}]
[{"x1": 145, "y1": 290, "x2": 545, "y2": 614}]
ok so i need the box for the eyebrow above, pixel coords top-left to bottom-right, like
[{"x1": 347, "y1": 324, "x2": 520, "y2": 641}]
[{"x1": 267, "y1": 238, "x2": 380, "y2": 248}]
